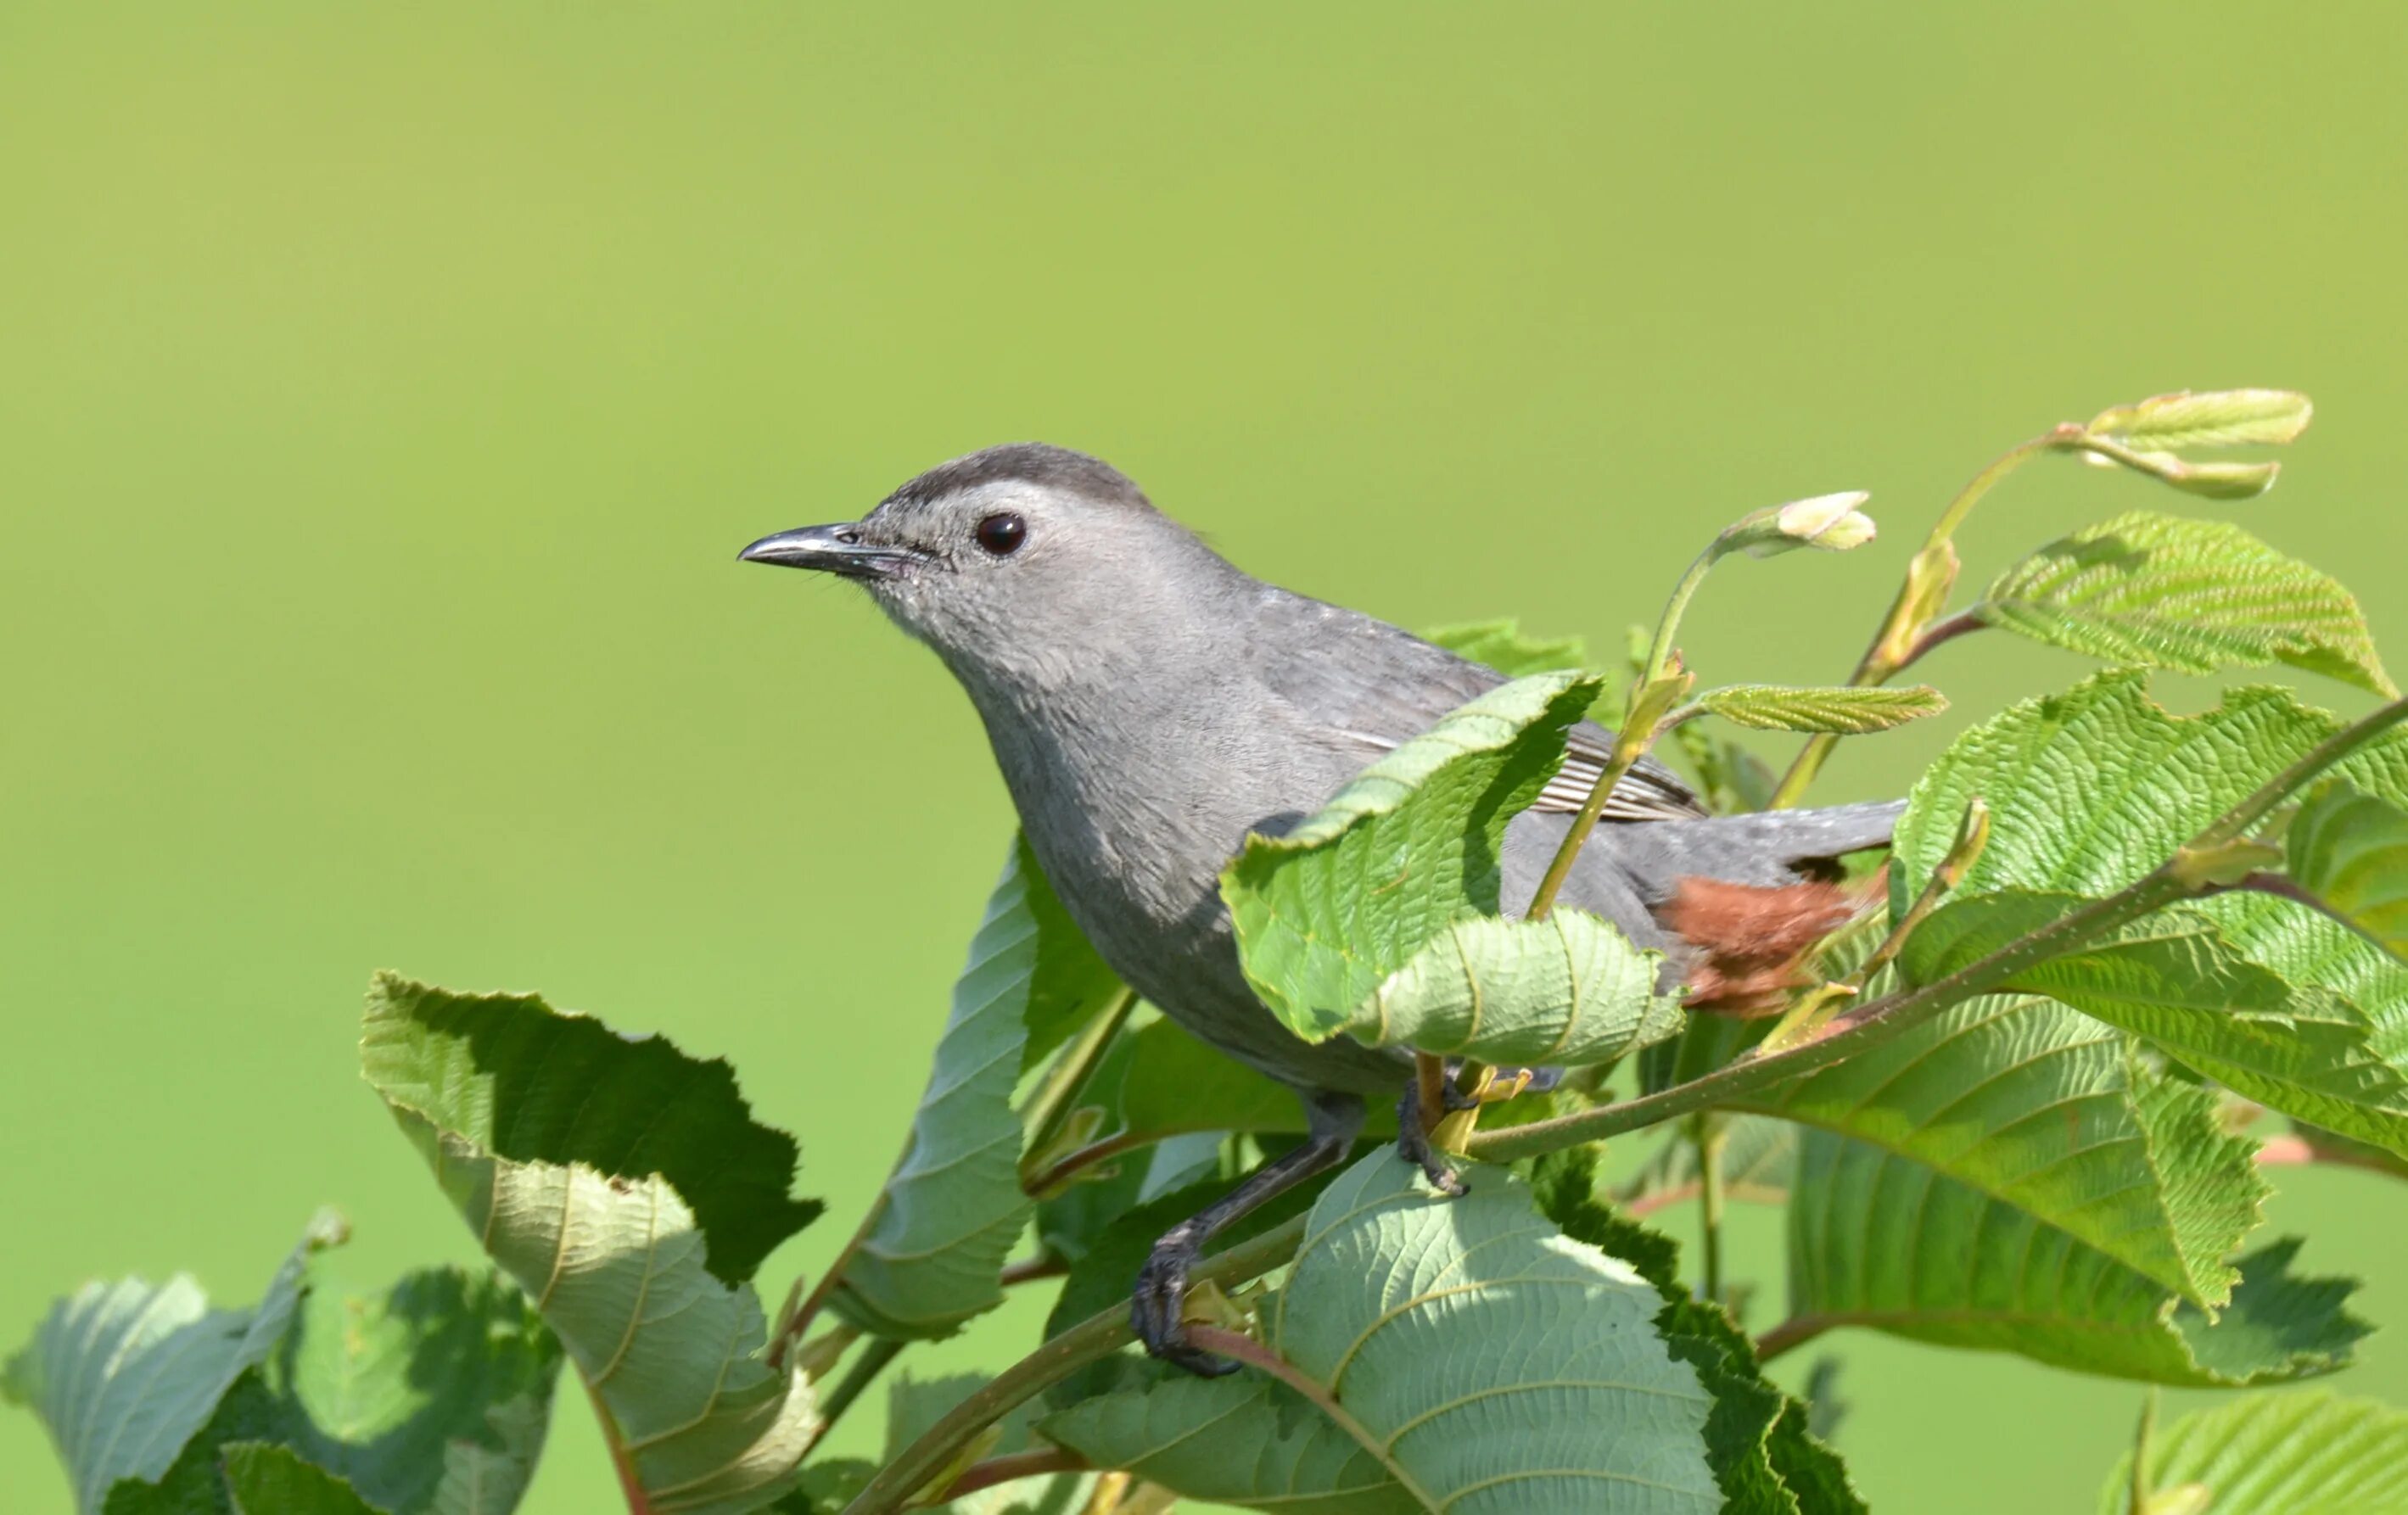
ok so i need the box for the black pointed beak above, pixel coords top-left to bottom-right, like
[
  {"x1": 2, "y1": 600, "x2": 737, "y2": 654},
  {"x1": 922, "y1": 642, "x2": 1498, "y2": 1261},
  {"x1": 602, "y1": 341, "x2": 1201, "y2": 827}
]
[{"x1": 737, "y1": 523, "x2": 919, "y2": 580}]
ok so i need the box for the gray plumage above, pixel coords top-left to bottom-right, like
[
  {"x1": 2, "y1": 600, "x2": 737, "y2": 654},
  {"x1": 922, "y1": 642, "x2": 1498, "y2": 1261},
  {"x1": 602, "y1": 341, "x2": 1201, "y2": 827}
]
[{"x1": 742, "y1": 441, "x2": 1901, "y2": 1098}]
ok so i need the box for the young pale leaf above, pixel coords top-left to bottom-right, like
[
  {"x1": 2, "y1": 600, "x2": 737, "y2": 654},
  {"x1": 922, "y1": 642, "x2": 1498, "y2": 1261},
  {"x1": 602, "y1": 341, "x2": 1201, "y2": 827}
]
[
  {"x1": 1042, "y1": 1153, "x2": 1723, "y2": 1513},
  {"x1": 1347, "y1": 908, "x2": 1685, "y2": 1065},
  {"x1": 1739, "y1": 992, "x2": 2263, "y2": 1308},
  {"x1": 104, "y1": 1265, "x2": 560, "y2": 1515},
  {"x1": 220, "y1": 1445, "x2": 387, "y2": 1515},
  {"x1": 1789, "y1": 1129, "x2": 2366, "y2": 1384},
  {"x1": 1891, "y1": 673, "x2": 2408, "y2": 1143},
  {"x1": 835, "y1": 837, "x2": 1117, "y2": 1339},
  {"x1": 1904, "y1": 891, "x2": 2408, "y2": 1158},
  {"x1": 1422, "y1": 618, "x2": 1589, "y2": 678},
  {"x1": 2289, "y1": 781, "x2": 2408, "y2": 961},
  {"x1": 2097, "y1": 1390, "x2": 2408, "y2": 1515},
  {"x1": 1692, "y1": 684, "x2": 1947, "y2": 735},
  {"x1": 1969, "y1": 512, "x2": 2394, "y2": 696},
  {"x1": 3, "y1": 1211, "x2": 340, "y2": 1515},
  {"x1": 2086, "y1": 389, "x2": 2314, "y2": 451},
  {"x1": 1221, "y1": 671, "x2": 1606, "y2": 1042},
  {"x1": 361, "y1": 976, "x2": 820, "y2": 1514},
  {"x1": 1533, "y1": 1149, "x2": 1863, "y2": 1514}
]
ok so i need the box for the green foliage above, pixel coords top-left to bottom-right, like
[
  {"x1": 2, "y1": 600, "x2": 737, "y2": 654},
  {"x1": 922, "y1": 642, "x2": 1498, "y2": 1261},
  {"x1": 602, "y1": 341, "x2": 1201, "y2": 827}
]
[
  {"x1": 1620, "y1": 1115, "x2": 1798, "y2": 1210},
  {"x1": 2290, "y1": 781, "x2": 2408, "y2": 962},
  {"x1": 219, "y1": 1445, "x2": 387, "y2": 1515},
  {"x1": 1788, "y1": 1130, "x2": 2365, "y2": 1384},
  {"x1": 4, "y1": 1213, "x2": 338, "y2": 1514},
  {"x1": 2086, "y1": 388, "x2": 2314, "y2": 453},
  {"x1": 2099, "y1": 1390, "x2": 2408, "y2": 1515},
  {"x1": 1745, "y1": 992, "x2": 2263, "y2": 1309},
  {"x1": 1421, "y1": 618, "x2": 1589, "y2": 679},
  {"x1": 1042, "y1": 1153, "x2": 1724, "y2": 1512},
  {"x1": 1968, "y1": 512, "x2": 2394, "y2": 696},
  {"x1": 829, "y1": 839, "x2": 1114, "y2": 1339},
  {"x1": 361, "y1": 976, "x2": 821, "y2": 1514},
  {"x1": 1223, "y1": 670, "x2": 1606, "y2": 1042},
  {"x1": 1692, "y1": 683, "x2": 1947, "y2": 734},
  {"x1": 1355, "y1": 908, "x2": 1685, "y2": 1064}
]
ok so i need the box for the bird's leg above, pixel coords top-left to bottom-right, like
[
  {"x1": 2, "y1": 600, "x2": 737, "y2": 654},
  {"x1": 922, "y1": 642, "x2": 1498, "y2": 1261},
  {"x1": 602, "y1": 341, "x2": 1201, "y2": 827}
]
[
  {"x1": 1393, "y1": 1059, "x2": 1476, "y2": 1197},
  {"x1": 1132, "y1": 1089, "x2": 1366, "y2": 1378}
]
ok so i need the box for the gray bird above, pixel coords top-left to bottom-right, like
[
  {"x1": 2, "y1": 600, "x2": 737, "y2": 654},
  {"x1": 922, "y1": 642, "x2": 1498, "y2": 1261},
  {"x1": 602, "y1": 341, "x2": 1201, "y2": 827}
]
[{"x1": 742, "y1": 443, "x2": 1900, "y2": 1373}]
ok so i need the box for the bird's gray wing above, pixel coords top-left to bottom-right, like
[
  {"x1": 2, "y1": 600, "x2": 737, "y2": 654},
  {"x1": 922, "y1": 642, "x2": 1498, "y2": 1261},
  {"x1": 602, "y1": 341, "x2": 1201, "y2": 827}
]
[{"x1": 1250, "y1": 587, "x2": 1709, "y2": 822}]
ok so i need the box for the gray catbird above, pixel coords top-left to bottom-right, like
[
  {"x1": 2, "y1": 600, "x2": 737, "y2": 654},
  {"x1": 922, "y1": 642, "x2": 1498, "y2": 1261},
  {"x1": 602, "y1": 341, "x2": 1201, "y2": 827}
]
[{"x1": 742, "y1": 443, "x2": 1900, "y2": 1372}]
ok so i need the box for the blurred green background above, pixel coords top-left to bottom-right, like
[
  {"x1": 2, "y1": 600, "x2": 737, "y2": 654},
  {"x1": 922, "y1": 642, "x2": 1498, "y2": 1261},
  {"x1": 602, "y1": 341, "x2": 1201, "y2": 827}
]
[{"x1": 5, "y1": 4, "x2": 2405, "y2": 1509}]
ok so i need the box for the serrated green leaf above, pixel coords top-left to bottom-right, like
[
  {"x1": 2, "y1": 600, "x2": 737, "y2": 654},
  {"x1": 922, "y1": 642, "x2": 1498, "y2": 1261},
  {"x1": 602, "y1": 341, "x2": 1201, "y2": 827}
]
[
  {"x1": 1694, "y1": 683, "x2": 1947, "y2": 734},
  {"x1": 1739, "y1": 992, "x2": 2263, "y2": 1308},
  {"x1": 1787, "y1": 1129, "x2": 2366, "y2": 1384},
  {"x1": 1422, "y1": 618, "x2": 1590, "y2": 679},
  {"x1": 2099, "y1": 1389, "x2": 2408, "y2": 1515},
  {"x1": 361, "y1": 976, "x2": 819, "y2": 1515},
  {"x1": 220, "y1": 1445, "x2": 387, "y2": 1515},
  {"x1": 2290, "y1": 781, "x2": 2408, "y2": 962},
  {"x1": 835, "y1": 838, "x2": 1112, "y2": 1339},
  {"x1": 1042, "y1": 1153, "x2": 1722, "y2": 1513},
  {"x1": 2086, "y1": 389, "x2": 2314, "y2": 451},
  {"x1": 1350, "y1": 908, "x2": 1685, "y2": 1065},
  {"x1": 1905, "y1": 890, "x2": 2408, "y2": 1157},
  {"x1": 1969, "y1": 512, "x2": 2394, "y2": 696},
  {"x1": 102, "y1": 1264, "x2": 561, "y2": 1515},
  {"x1": 1220, "y1": 671, "x2": 1625, "y2": 1044},
  {"x1": 1892, "y1": 673, "x2": 2408, "y2": 1148},
  {"x1": 4, "y1": 1211, "x2": 341, "y2": 1515},
  {"x1": 1533, "y1": 1149, "x2": 1863, "y2": 1514}
]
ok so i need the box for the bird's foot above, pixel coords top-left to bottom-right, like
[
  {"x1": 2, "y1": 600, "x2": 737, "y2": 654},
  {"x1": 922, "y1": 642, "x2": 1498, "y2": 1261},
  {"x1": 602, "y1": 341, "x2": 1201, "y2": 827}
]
[
  {"x1": 1131, "y1": 1233, "x2": 1242, "y2": 1378},
  {"x1": 1394, "y1": 1080, "x2": 1468, "y2": 1196}
]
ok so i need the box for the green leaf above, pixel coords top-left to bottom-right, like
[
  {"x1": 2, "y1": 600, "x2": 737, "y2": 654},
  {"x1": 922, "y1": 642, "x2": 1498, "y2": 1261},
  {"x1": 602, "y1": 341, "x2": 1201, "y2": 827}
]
[
  {"x1": 829, "y1": 839, "x2": 1112, "y2": 1338},
  {"x1": 1220, "y1": 670, "x2": 1616, "y2": 1043},
  {"x1": 104, "y1": 1264, "x2": 561, "y2": 1515},
  {"x1": 220, "y1": 1445, "x2": 387, "y2": 1515},
  {"x1": 1891, "y1": 674, "x2": 2408, "y2": 1148},
  {"x1": 1422, "y1": 618, "x2": 1589, "y2": 678},
  {"x1": 4, "y1": 1211, "x2": 342, "y2": 1515},
  {"x1": 1739, "y1": 992, "x2": 2264, "y2": 1309},
  {"x1": 1012, "y1": 842, "x2": 1129, "y2": 1076},
  {"x1": 1692, "y1": 684, "x2": 1947, "y2": 734},
  {"x1": 361, "y1": 976, "x2": 820, "y2": 1515},
  {"x1": 1041, "y1": 1152, "x2": 1724, "y2": 1513},
  {"x1": 1351, "y1": 908, "x2": 1685, "y2": 1065},
  {"x1": 2099, "y1": 1390, "x2": 2408, "y2": 1515},
  {"x1": 1904, "y1": 891, "x2": 2408, "y2": 1157},
  {"x1": 1787, "y1": 1128, "x2": 2366, "y2": 1384},
  {"x1": 2086, "y1": 389, "x2": 2314, "y2": 451},
  {"x1": 2290, "y1": 781, "x2": 2408, "y2": 961},
  {"x1": 1968, "y1": 512, "x2": 2394, "y2": 696},
  {"x1": 1112, "y1": 1019, "x2": 1335, "y2": 1142},
  {"x1": 1533, "y1": 1148, "x2": 1863, "y2": 1514}
]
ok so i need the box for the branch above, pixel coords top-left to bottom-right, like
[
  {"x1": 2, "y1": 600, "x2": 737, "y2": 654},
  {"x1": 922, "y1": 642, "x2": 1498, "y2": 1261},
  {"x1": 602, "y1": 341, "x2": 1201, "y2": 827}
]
[
  {"x1": 926, "y1": 1447, "x2": 1093, "y2": 1505},
  {"x1": 841, "y1": 1216, "x2": 1312, "y2": 1515},
  {"x1": 1750, "y1": 1317, "x2": 1833, "y2": 1365}
]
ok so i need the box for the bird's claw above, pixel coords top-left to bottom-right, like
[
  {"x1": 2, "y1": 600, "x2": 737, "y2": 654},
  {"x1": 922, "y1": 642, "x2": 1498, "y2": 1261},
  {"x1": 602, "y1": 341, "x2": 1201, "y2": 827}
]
[{"x1": 1132, "y1": 1238, "x2": 1241, "y2": 1378}]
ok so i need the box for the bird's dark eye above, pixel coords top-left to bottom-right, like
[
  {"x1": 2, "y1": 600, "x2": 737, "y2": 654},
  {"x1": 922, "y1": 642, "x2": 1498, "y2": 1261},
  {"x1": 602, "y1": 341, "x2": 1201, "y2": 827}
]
[{"x1": 974, "y1": 512, "x2": 1028, "y2": 556}]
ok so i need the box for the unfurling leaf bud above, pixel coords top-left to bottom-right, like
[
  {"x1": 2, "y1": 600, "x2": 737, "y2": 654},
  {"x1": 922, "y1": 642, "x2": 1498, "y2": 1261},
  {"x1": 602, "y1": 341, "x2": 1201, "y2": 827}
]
[
  {"x1": 2085, "y1": 388, "x2": 2313, "y2": 451},
  {"x1": 1730, "y1": 490, "x2": 1878, "y2": 557}
]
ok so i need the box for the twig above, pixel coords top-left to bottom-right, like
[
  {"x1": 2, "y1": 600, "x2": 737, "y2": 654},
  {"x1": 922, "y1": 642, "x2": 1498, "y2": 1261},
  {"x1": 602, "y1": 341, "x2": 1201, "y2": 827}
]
[
  {"x1": 925, "y1": 1448, "x2": 1093, "y2": 1504},
  {"x1": 810, "y1": 1336, "x2": 905, "y2": 1452},
  {"x1": 1022, "y1": 987, "x2": 1140, "y2": 1177},
  {"x1": 1751, "y1": 1317, "x2": 1832, "y2": 1365}
]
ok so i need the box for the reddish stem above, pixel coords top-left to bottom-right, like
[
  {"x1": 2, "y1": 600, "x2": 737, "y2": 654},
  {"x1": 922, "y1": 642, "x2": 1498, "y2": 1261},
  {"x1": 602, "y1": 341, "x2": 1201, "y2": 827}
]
[
  {"x1": 1752, "y1": 1317, "x2": 1833, "y2": 1364},
  {"x1": 584, "y1": 1372, "x2": 655, "y2": 1514},
  {"x1": 1022, "y1": 1129, "x2": 1157, "y2": 1195},
  {"x1": 931, "y1": 1447, "x2": 1093, "y2": 1503}
]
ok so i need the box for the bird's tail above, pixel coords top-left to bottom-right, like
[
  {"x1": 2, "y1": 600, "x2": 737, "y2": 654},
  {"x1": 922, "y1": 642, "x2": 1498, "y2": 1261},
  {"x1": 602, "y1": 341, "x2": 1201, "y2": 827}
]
[{"x1": 1617, "y1": 799, "x2": 1907, "y2": 1017}]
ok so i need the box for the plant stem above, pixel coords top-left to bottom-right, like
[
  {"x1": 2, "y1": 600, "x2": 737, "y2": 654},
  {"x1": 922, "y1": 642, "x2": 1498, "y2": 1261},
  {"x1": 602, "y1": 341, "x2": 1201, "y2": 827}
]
[
  {"x1": 1693, "y1": 1115, "x2": 1726, "y2": 1305},
  {"x1": 1526, "y1": 722, "x2": 1651, "y2": 921},
  {"x1": 584, "y1": 1371, "x2": 656, "y2": 1514},
  {"x1": 1001, "y1": 1255, "x2": 1072, "y2": 1287},
  {"x1": 2189, "y1": 696, "x2": 2408, "y2": 851},
  {"x1": 814, "y1": 1335, "x2": 905, "y2": 1447},
  {"x1": 1022, "y1": 987, "x2": 1140, "y2": 1170},
  {"x1": 1769, "y1": 425, "x2": 2079, "y2": 809},
  {"x1": 1022, "y1": 1129, "x2": 1160, "y2": 1196},
  {"x1": 932, "y1": 1447, "x2": 1094, "y2": 1502},
  {"x1": 2130, "y1": 1388, "x2": 2160, "y2": 1515},
  {"x1": 1751, "y1": 1317, "x2": 1830, "y2": 1364},
  {"x1": 841, "y1": 1217, "x2": 1312, "y2": 1515}
]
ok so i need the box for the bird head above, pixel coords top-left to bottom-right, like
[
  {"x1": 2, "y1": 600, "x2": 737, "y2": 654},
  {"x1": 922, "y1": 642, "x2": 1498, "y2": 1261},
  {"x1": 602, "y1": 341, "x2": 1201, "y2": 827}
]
[{"x1": 740, "y1": 443, "x2": 1231, "y2": 696}]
